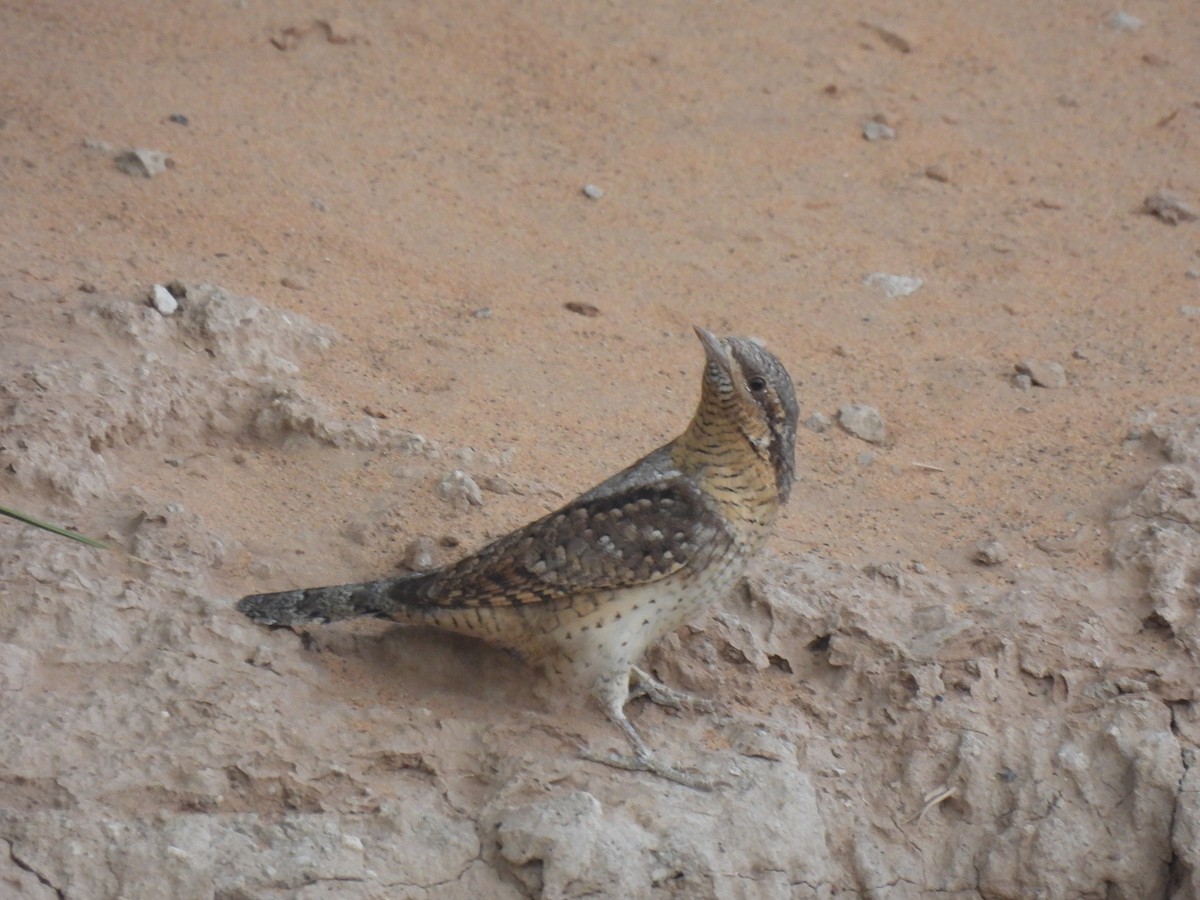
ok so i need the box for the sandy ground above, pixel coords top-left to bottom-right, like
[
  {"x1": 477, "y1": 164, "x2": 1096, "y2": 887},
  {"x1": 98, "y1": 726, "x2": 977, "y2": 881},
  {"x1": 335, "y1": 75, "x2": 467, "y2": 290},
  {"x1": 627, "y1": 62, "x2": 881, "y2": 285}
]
[{"x1": 3, "y1": 1, "x2": 1200, "y2": 897}]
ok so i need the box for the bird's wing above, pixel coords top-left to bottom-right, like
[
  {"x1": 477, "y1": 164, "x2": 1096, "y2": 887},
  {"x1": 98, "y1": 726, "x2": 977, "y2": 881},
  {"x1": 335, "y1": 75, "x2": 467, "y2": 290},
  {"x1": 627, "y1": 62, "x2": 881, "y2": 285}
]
[{"x1": 408, "y1": 475, "x2": 733, "y2": 609}]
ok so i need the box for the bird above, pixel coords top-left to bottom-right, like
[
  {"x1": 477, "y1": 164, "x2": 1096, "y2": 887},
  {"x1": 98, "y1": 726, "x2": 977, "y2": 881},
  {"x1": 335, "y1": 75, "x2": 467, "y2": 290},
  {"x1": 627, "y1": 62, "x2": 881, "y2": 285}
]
[{"x1": 237, "y1": 326, "x2": 798, "y2": 787}]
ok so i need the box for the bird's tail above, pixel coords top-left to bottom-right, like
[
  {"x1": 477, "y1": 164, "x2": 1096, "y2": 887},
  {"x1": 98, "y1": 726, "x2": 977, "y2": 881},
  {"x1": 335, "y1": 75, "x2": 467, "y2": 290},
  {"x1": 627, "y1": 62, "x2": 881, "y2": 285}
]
[{"x1": 236, "y1": 572, "x2": 436, "y2": 627}]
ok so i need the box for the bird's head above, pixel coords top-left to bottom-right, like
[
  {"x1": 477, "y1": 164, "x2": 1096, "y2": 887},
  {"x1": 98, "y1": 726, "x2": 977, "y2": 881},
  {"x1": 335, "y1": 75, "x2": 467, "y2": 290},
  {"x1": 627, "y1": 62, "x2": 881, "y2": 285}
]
[{"x1": 693, "y1": 326, "x2": 799, "y2": 502}]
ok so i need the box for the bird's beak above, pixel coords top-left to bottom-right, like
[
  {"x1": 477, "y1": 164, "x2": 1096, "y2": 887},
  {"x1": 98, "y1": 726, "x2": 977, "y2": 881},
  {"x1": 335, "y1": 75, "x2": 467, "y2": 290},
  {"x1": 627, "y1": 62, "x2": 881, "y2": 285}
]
[{"x1": 693, "y1": 326, "x2": 731, "y2": 375}]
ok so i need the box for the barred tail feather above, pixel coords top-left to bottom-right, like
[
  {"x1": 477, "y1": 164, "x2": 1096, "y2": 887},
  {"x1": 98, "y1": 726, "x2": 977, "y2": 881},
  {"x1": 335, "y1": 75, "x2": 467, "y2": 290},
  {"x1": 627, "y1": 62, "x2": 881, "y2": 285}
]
[{"x1": 236, "y1": 573, "x2": 434, "y2": 626}]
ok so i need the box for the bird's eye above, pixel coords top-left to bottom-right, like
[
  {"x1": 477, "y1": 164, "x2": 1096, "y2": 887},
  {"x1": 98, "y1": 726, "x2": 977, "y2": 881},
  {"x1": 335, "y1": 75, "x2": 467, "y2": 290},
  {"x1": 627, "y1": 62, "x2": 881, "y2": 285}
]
[{"x1": 748, "y1": 376, "x2": 767, "y2": 392}]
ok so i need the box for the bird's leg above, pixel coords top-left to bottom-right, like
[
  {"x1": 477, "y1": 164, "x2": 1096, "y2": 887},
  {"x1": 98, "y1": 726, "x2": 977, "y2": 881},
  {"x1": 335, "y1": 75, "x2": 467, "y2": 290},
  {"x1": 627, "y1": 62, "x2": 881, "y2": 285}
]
[
  {"x1": 579, "y1": 671, "x2": 715, "y2": 790},
  {"x1": 628, "y1": 665, "x2": 715, "y2": 713}
]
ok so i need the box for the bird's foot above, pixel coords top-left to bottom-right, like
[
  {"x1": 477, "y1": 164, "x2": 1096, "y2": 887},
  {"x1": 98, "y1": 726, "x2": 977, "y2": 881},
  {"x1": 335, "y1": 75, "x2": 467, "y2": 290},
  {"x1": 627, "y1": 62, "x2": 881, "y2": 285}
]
[
  {"x1": 628, "y1": 666, "x2": 715, "y2": 713},
  {"x1": 580, "y1": 746, "x2": 715, "y2": 791}
]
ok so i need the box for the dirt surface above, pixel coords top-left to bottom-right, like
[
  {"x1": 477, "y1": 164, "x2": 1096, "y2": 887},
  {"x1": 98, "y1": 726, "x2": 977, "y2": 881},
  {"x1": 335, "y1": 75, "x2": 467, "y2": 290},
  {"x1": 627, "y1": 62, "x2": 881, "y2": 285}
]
[{"x1": 2, "y1": 1, "x2": 1200, "y2": 897}]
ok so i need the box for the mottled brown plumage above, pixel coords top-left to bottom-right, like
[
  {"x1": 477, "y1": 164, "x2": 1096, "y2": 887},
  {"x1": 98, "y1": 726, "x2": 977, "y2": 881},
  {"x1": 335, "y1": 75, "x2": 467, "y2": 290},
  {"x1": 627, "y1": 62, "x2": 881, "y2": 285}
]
[{"x1": 238, "y1": 326, "x2": 798, "y2": 787}]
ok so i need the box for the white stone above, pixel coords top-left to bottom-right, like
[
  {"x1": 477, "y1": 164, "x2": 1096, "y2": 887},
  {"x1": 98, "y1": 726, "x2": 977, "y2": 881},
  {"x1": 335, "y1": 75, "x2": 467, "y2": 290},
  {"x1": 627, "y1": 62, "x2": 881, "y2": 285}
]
[{"x1": 151, "y1": 284, "x2": 178, "y2": 316}]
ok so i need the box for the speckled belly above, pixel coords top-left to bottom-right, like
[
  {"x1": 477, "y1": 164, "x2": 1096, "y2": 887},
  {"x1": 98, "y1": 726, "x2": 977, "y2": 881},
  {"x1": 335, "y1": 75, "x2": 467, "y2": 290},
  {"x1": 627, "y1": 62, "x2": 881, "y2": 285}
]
[{"x1": 533, "y1": 540, "x2": 748, "y2": 687}]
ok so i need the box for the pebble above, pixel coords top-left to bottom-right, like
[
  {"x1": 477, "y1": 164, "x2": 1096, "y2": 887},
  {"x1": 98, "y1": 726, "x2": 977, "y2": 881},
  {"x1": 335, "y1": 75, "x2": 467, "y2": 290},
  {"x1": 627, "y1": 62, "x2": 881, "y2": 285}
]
[
  {"x1": 1012, "y1": 373, "x2": 1033, "y2": 391},
  {"x1": 403, "y1": 536, "x2": 438, "y2": 571},
  {"x1": 564, "y1": 301, "x2": 601, "y2": 317},
  {"x1": 1015, "y1": 359, "x2": 1066, "y2": 389},
  {"x1": 150, "y1": 284, "x2": 178, "y2": 316},
  {"x1": 478, "y1": 474, "x2": 513, "y2": 495},
  {"x1": 838, "y1": 404, "x2": 888, "y2": 444},
  {"x1": 114, "y1": 148, "x2": 170, "y2": 178},
  {"x1": 280, "y1": 275, "x2": 310, "y2": 291},
  {"x1": 436, "y1": 470, "x2": 484, "y2": 509},
  {"x1": 864, "y1": 272, "x2": 922, "y2": 298},
  {"x1": 167, "y1": 113, "x2": 189, "y2": 126},
  {"x1": 860, "y1": 22, "x2": 914, "y2": 54},
  {"x1": 1180, "y1": 306, "x2": 1200, "y2": 318},
  {"x1": 862, "y1": 119, "x2": 896, "y2": 141},
  {"x1": 924, "y1": 162, "x2": 951, "y2": 183},
  {"x1": 728, "y1": 724, "x2": 791, "y2": 762},
  {"x1": 974, "y1": 539, "x2": 1009, "y2": 566},
  {"x1": 582, "y1": 183, "x2": 604, "y2": 200},
  {"x1": 1108, "y1": 11, "x2": 1143, "y2": 32},
  {"x1": 1144, "y1": 191, "x2": 1197, "y2": 225},
  {"x1": 82, "y1": 136, "x2": 116, "y2": 155},
  {"x1": 803, "y1": 412, "x2": 831, "y2": 433}
]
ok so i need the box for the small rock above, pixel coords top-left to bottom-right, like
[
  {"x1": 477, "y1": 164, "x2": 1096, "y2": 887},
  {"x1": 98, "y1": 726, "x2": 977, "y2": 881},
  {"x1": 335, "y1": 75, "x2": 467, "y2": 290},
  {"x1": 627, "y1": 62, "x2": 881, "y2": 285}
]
[
  {"x1": 863, "y1": 118, "x2": 896, "y2": 141},
  {"x1": 839, "y1": 404, "x2": 888, "y2": 445},
  {"x1": 1180, "y1": 305, "x2": 1200, "y2": 318},
  {"x1": 79, "y1": 281, "x2": 98, "y2": 293},
  {"x1": 1115, "y1": 676, "x2": 1150, "y2": 694},
  {"x1": 114, "y1": 148, "x2": 170, "y2": 178},
  {"x1": 1144, "y1": 191, "x2": 1197, "y2": 225},
  {"x1": 478, "y1": 474, "x2": 512, "y2": 495},
  {"x1": 150, "y1": 284, "x2": 178, "y2": 316},
  {"x1": 472, "y1": 307, "x2": 492, "y2": 319},
  {"x1": 280, "y1": 275, "x2": 310, "y2": 291},
  {"x1": 924, "y1": 162, "x2": 951, "y2": 183},
  {"x1": 582, "y1": 183, "x2": 604, "y2": 200},
  {"x1": 728, "y1": 724, "x2": 791, "y2": 762},
  {"x1": 436, "y1": 470, "x2": 484, "y2": 509},
  {"x1": 1015, "y1": 359, "x2": 1067, "y2": 389},
  {"x1": 565, "y1": 301, "x2": 601, "y2": 317},
  {"x1": 1108, "y1": 10, "x2": 1143, "y2": 32},
  {"x1": 867, "y1": 561, "x2": 907, "y2": 589},
  {"x1": 974, "y1": 539, "x2": 1009, "y2": 566},
  {"x1": 859, "y1": 21, "x2": 914, "y2": 53},
  {"x1": 167, "y1": 113, "x2": 189, "y2": 126},
  {"x1": 311, "y1": 197, "x2": 329, "y2": 212},
  {"x1": 864, "y1": 272, "x2": 922, "y2": 298},
  {"x1": 1012, "y1": 373, "x2": 1033, "y2": 391},
  {"x1": 803, "y1": 412, "x2": 831, "y2": 433},
  {"x1": 403, "y1": 536, "x2": 438, "y2": 571},
  {"x1": 248, "y1": 644, "x2": 275, "y2": 669},
  {"x1": 82, "y1": 136, "x2": 116, "y2": 155}
]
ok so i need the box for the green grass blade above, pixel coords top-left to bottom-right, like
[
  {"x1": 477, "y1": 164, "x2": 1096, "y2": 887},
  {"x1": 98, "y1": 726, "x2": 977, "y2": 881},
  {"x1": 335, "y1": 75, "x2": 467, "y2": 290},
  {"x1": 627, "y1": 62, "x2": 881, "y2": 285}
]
[{"x1": 0, "y1": 504, "x2": 111, "y2": 549}]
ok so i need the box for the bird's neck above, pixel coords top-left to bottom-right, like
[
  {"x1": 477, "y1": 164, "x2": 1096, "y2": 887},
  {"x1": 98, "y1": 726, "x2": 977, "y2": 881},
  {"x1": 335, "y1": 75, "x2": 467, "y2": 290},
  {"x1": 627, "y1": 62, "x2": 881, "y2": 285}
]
[{"x1": 671, "y1": 400, "x2": 782, "y2": 547}]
